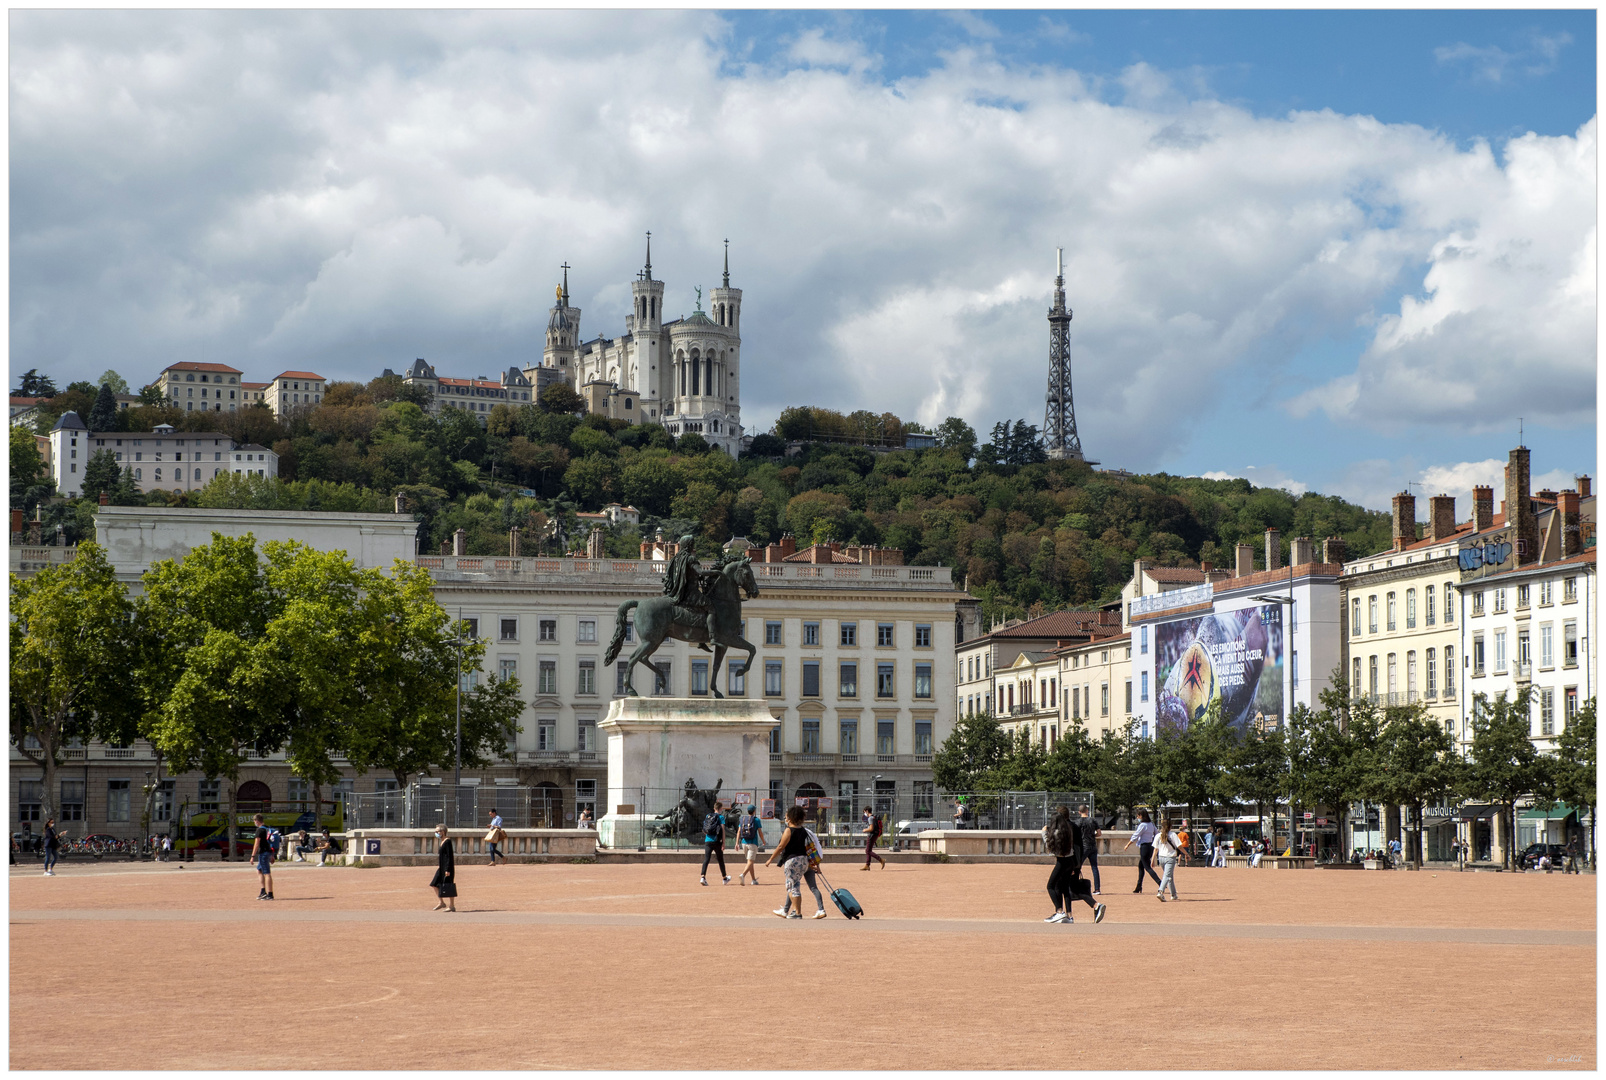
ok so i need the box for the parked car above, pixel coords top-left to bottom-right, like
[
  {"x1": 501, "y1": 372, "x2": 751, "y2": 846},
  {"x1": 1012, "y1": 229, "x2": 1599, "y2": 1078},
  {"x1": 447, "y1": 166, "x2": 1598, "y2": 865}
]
[{"x1": 1520, "y1": 842, "x2": 1568, "y2": 869}]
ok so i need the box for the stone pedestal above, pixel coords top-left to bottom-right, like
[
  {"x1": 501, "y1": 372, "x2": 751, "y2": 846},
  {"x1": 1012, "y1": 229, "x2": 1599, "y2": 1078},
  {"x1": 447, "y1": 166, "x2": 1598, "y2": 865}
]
[{"x1": 596, "y1": 696, "x2": 774, "y2": 849}]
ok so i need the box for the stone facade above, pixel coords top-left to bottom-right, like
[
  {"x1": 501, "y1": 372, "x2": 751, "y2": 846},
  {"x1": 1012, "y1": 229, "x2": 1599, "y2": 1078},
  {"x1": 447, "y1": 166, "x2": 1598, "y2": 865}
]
[{"x1": 49, "y1": 414, "x2": 280, "y2": 500}]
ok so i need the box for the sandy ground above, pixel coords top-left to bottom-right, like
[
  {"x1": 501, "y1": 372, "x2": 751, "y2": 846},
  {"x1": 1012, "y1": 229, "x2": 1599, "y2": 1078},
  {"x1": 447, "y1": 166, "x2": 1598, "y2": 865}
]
[{"x1": 10, "y1": 858, "x2": 1595, "y2": 1070}]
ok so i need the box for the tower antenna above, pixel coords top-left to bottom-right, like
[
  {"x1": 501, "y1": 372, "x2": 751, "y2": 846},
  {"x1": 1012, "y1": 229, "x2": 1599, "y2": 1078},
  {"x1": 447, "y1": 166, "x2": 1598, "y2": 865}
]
[{"x1": 1043, "y1": 247, "x2": 1083, "y2": 462}]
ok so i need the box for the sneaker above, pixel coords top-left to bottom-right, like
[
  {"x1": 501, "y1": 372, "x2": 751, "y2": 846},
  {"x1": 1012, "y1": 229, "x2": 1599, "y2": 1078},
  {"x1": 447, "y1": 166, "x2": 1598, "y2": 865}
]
[
  {"x1": 1094, "y1": 903, "x2": 1107, "y2": 924},
  {"x1": 723, "y1": 876, "x2": 731, "y2": 885},
  {"x1": 812, "y1": 910, "x2": 827, "y2": 919},
  {"x1": 739, "y1": 878, "x2": 745, "y2": 886},
  {"x1": 1092, "y1": 890, "x2": 1101, "y2": 896},
  {"x1": 772, "y1": 908, "x2": 789, "y2": 918},
  {"x1": 265, "y1": 893, "x2": 274, "y2": 901},
  {"x1": 700, "y1": 876, "x2": 708, "y2": 886},
  {"x1": 1157, "y1": 893, "x2": 1166, "y2": 902},
  {"x1": 1044, "y1": 912, "x2": 1066, "y2": 923},
  {"x1": 1062, "y1": 914, "x2": 1074, "y2": 923},
  {"x1": 787, "y1": 912, "x2": 803, "y2": 919}
]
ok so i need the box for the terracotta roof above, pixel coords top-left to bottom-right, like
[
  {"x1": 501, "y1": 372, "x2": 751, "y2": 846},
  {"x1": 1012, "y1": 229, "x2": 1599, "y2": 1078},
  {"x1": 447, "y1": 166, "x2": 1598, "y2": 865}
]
[
  {"x1": 11, "y1": 396, "x2": 43, "y2": 406},
  {"x1": 989, "y1": 610, "x2": 1115, "y2": 640},
  {"x1": 437, "y1": 377, "x2": 508, "y2": 389},
  {"x1": 272, "y1": 370, "x2": 326, "y2": 381},
  {"x1": 782, "y1": 544, "x2": 861, "y2": 563},
  {"x1": 1144, "y1": 567, "x2": 1208, "y2": 584},
  {"x1": 162, "y1": 362, "x2": 243, "y2": 374},
  {"x1": 1215, "y1": 563, "x2": 1343, "y2": 592}
]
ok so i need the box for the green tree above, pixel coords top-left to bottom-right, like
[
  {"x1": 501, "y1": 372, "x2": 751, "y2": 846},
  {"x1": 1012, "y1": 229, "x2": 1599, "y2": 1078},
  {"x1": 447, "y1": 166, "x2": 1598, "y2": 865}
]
[
  {"x1": 10, "y1": 543, "x2": 136, "y2": 823},
  {"x1": 1089, "y1": 725, "x2": 1154, "y2": 825},
  {"x1": 935, "y1": 416, "x2": 977, "y2": 460},
  {"x1": 1227, "y1": 723, "x2": 1288, "y2": 846},
  {"x1": 1553, "y1": 698, "x2": 1596, "y2": 866},
  {"x1": 96, "y1": 370, "x2": 130, "y2": 395},
  {"x1": 88, "y1": 383, "x2": 119, "y2": 431},
  {"x1": 540, "y1": 382, "x2": 584, "y2": 415},
  {"x1": 10, "y1": 423, "x2": 54, "y2": 516},
  {"x1": 1463, "y1": 689, "x2": 1550, "y2": 870},
  {"x1": 932, "y1": 710, "x2": 1012, "y2": 792},
  {"x1": 1369, "y1": 704, "x2": 1460, "y2": 868},
  {"x1": 137, "y1": 384, "x2": 167, "y2": 406},
  {"x1": 81, "y1": 448, "x2": 123, "y2": 500},
  {"x1": 342, "y1": 564, "x2": 520, "y2": 786},
  {"x1": 1039, "y1": 724, "x2": 1098, "y2": 792},
  {"x1": 137, "y1": 534, "x2": 275, "y2": 858},
  {"x1": 15, "y1": 369, "x2": 58, "y2": 397},
  {"x1": 1286, "y1": 678, "x2": 1370, "y2": 859}
]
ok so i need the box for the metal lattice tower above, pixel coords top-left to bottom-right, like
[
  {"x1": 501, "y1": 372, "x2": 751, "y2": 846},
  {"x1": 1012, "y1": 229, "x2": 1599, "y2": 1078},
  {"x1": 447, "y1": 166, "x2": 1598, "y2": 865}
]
[{"x1": 1043, "y1": 247, "x2": 1083, "y2": 461}]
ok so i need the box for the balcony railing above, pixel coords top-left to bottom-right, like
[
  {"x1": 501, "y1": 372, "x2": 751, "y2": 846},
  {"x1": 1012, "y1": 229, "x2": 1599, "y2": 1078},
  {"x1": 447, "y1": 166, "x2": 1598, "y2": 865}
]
[
  {"x1": 1130, "y1": 582, "x2": 1213, "y2": 618},
  {"x1": 418, "y1": 554, "x2": 953, "y2": 588}
]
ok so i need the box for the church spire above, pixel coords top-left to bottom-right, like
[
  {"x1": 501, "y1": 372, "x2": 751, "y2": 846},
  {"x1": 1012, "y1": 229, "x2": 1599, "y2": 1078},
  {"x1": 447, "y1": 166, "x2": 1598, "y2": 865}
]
[
  {"x1": 722, "y1": 239, "x2": 730, "y2": 287},
  {"x1": 561, "y1": 261, "x2": 570, "y2": 307},
  {"x1": 642, "y1": 230, "x2": 653, "y2": 281}
]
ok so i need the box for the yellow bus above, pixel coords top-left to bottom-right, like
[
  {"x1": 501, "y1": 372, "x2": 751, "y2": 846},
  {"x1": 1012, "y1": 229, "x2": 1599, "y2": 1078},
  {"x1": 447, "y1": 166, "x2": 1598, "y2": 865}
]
[{"x1": 175, "y1": 801, "x2": 344, "y2": 856}]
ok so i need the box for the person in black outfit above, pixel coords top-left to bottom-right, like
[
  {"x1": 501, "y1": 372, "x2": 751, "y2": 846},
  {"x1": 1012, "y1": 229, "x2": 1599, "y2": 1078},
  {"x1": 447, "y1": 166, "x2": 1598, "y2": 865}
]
[
  {"x1": 1076, "y1": 805, "x2": 1102, "y2": 895},
  {"x1": 41, "y1": 818, "x2": 60, "y2": 876},
  {"x1": 1042, "y1": 806, "x2": 1105, "y2": 924},
  {"x1": 430, "y1": 825, "x2": 457, "y2": 911}
]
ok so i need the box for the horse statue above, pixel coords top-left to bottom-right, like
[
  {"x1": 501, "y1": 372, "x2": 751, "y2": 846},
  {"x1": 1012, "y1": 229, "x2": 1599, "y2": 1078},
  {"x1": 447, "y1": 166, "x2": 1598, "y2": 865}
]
[{"x1": 603, "y1": 555, "x2": 759, "y2": 697}]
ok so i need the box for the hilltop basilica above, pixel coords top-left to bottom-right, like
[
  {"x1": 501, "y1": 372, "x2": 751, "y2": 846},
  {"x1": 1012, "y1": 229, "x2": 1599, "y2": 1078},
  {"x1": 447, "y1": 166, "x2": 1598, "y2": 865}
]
[{"x1": 399, "y1": 235, "x2": 746, "y2": 455}]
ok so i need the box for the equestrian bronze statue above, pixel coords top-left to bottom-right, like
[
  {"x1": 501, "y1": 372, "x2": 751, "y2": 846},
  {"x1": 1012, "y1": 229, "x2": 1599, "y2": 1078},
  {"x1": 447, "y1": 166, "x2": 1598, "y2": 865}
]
[{"x1": 603, "y1": 536, "x2": 759, "y2": 697}]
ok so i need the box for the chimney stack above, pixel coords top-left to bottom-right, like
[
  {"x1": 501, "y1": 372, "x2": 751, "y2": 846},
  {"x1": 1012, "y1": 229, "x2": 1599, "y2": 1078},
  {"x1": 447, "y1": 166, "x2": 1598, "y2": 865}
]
[
  {"x1": 1428, "y1": 495, "x2": 1457, "y2": 542},
  {"x1": 1290, "y1": 536, "x2": 1313, "y2": 567},
  {"x1": 1322, "y1": 536, "x2": 1347, "y2": 565},
  {"x1": 452, "y1": 528, "x2": 467, "y2": 557},
  {"x1": 1264, "y1": 528, "x2": 1281, "y2": 573},
  {"x1": 10, "y1": 509, "x2": 23, "y2": 538},
  {"x1": 586, "y1": 528, "x2": 605, "y2": 560},
  {"x1": 394, "y1": 492, "x2": 407, "y2": 514},
  {"x1": 1391, "y1": 492, "x2": 1417, "y2": 551},
  {"x1": 1133, "y1": 558, "x2": 1153, "y2": 596},
  {"x1": 1235, "y1": 543, "x2": 1255, "y2": 578},
  {"x1": 1578, "y1": 475, "x2": 1592, "y2": 498},
  {"x1": 509, "y1": 526, "x2": 521, "y2": 557},
  {"x1": 1558, "y1": 489, "x2": 1583, "y2": 557},
  {"x1": 1506, "y1": 446, "x2": 1536, "y2": 565},
  {"x1": 440, "y1": 538, "x2": 450, "y2": 556},
  {"x1": 1472, "y1": 486, "x2": 1495, "y2": 532},
  {"x1": 1200, "y1": 561, "x2": 1213, "y2": 573},
  {"x1": 778, "y1": 533, "x2": 797, "y2": 558},
  {"x1": 98, "y1": 490, "x2": 109, "y2": 506}
]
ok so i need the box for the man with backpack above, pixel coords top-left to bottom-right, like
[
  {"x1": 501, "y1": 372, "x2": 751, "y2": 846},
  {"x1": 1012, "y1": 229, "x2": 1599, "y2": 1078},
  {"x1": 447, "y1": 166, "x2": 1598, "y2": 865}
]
[
  {"x1": 861, "y1": 805, "x2": 886, "y2": 870},
  {"x1": 251, "y1": 814, "x2": 276, "y2": 901},
  {"x1": 700, "y1": 800, "x2": 730, "y2": 886},
  {"x1": 735, "y1": 803, "x2": 765, "y2": 885}
]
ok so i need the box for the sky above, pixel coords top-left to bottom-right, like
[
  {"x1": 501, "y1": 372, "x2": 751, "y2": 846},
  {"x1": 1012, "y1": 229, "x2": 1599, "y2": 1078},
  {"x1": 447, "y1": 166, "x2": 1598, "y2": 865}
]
[{"x1": 9, "y1": 9, "x2": 1597, "y2": 515}]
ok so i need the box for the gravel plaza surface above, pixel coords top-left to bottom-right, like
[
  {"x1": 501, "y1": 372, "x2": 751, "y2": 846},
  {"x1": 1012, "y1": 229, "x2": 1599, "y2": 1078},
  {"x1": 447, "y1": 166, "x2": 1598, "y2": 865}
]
[{"x1": 10, "y1": 858, "x2": 1595, "y2": 1070}]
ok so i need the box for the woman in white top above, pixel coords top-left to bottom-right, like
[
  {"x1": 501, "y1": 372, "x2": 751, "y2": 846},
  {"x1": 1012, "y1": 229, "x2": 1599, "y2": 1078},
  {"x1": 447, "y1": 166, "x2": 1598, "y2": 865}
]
[{"x1": 1154, "y1": 817, "x2": 1181, "y2": 901}]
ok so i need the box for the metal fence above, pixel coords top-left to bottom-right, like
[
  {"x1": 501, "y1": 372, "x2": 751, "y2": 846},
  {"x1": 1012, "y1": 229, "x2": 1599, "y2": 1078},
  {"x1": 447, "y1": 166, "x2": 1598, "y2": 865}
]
[{"x1": 346, "y1": 785, "x2": 569, "y2": 830}]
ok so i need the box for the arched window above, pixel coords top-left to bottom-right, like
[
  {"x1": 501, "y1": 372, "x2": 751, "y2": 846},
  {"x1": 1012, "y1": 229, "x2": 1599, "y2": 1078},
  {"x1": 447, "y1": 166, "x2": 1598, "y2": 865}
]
[
  {"x1": 193, "y1": 468, "x2": 201, "y2": 480},
  {"x1": 650, "y1": 296, "x2": 657, "y2": 319},
  {"x1": 690, "y1": 348, "x2": 701, "y2": 395}
]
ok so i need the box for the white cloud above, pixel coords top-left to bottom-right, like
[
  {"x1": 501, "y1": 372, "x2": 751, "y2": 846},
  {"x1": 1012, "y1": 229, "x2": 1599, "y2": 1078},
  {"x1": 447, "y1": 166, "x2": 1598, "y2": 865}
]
[
  {"x1": 1435, "y1": 31, "x2": 1573, "y2": 84},
  {"x1": 1198, "y1": 466, "x2": 1309, "y2": 497},
  {"x1": 7, "y1": 12, "x2": 1596, "y2": 472}
]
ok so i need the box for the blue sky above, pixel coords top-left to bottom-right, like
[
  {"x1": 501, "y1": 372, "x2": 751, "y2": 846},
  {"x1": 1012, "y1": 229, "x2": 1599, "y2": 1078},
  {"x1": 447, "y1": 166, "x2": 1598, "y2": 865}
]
[{"x1": 10, "y1": 10, "x2": 1597, "y2": 513}]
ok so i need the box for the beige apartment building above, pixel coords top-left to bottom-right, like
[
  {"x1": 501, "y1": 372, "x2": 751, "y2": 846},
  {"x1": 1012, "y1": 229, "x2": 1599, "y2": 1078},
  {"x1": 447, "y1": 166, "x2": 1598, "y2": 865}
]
[
  {"x1": 154, "y1": 361, "x2": 247, "y2": 413},
  {"x1": 1061, "y1": 632, "x2": 1134, "y2": 741},
  {"x1": 263, "y1": 370, "x2": 328, "y2": 415},
  {"x1": 11, "y1": 508, "x2": 974, "y2": 836}
]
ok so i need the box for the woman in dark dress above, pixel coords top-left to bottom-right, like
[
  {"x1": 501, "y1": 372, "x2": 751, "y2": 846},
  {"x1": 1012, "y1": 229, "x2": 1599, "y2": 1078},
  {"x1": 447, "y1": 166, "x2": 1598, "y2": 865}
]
[{"x1": 430, "y1": 825, "x2": 456, "y2": 912}]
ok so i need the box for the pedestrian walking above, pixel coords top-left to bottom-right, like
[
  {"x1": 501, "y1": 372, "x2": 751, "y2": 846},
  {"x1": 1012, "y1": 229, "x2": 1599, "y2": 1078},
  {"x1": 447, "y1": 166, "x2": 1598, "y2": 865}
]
[
  {"x1": 485, "y1": 810, "x2": 507, "y2": 866},
  {"x1": 736, "y1": 804, "x2": 765, "y2": 885},
  {"x1": 1177, "y1": 819, "x2": 1192, "y2": 864},
  {"x1": 250, "y1": 813, "x2": 275, "y2": 900},
  {"x1": 1212, "y1": 829, "x2": 1227, "y2": 868},
  {"x1": 700, "y1": 800, "x2": 730, "y2": 886},
  {"x1": 430, "y1": 825, "x2": 456, "y2": 911},
  {"x1": 1154, "y1": 816, "x2": 1181, "y2": 901},
  {"x1": 861, "y1": 806, "x2": 886, "y2": 870},
  {"x1": 765, "y1": 805, "x2": 826, "y2": 919},
  {"x1": 1076, "y1": 804, "x2": 1102, "y2": 894},
  {"x1": 1124, "y1": 810, "x2": 1162, "y2": 892},
  {"x1": 160, "y1": 834, "x2": 172, "y2": 862},
  {"x1": 41, "y1": 818, "x2": 60, "y2": 876},
  {"x1": 1042, "y1": 806, "x2": 1105, "y2": 924}
]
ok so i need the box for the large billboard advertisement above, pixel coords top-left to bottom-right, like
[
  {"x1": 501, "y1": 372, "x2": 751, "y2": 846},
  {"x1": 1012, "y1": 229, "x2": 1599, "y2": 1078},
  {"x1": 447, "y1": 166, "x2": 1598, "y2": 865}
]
[{"x1": 1155, "y1": 605, "x2": 1284, "y2": 734}]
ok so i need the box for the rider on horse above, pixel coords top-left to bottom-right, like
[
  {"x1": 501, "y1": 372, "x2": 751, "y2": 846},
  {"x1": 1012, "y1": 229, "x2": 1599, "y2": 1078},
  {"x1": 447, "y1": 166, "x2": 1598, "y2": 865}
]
[{"x1": 662, "y1": 534, "x2": 720, "y2": 650}]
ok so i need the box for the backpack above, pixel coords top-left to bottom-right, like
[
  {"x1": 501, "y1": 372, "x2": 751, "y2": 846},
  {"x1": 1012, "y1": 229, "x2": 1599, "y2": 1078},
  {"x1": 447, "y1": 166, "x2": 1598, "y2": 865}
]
[
  {"x1": 265, "y1": 828, "x2": 282, "y2": 858},
  {"x1": 702, "y1": 812, "x2": 723, "y2": 840},
  {"x1": 739, "y1": 815, "x2": 760, "y2": 843},
  {"x1": 869, "y1": 814, "x2": 883, "y2": 839}
]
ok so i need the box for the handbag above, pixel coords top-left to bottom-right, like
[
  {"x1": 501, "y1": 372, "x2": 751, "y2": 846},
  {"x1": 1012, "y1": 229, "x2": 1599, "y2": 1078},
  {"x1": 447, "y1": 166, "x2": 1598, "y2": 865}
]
[
  {"x1": 438, "y1": 880, "x2": 458, "y2": 898},
  {"x1": 484, "y1": 827, "x2": 500, "y2": 843}
]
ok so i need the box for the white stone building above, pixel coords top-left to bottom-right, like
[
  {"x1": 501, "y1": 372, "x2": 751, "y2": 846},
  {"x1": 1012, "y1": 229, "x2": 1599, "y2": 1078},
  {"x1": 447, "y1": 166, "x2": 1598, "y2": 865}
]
[
  {"x1": 537, "y1": 238, "x2": 745, "y2": 454},
  {"x1": 263, "y1": 370, "x2": 327, "y2": 415},
  {"x1": 50, "y1": 414, "x2": 279, "y2": 499},
  {"x1": 396, "y1": 360, "x2": 536, "y2": 420}
]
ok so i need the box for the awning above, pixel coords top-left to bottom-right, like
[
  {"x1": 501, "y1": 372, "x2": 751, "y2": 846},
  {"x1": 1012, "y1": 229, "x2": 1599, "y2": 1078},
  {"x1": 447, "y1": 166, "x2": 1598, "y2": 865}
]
[
  {"x1": 1520, "y1": 804, "x2": 1579, "y2": 820},
  {"x1": 1457, "y1": 804, "x2": 1498, "y2": 820}
]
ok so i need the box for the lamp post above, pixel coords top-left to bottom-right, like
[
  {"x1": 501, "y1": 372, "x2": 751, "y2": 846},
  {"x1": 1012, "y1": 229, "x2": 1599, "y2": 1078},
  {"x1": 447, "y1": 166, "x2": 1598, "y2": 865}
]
[{"x1": 1251, "y1": 574, "x2": 1296, "y2": 855}]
